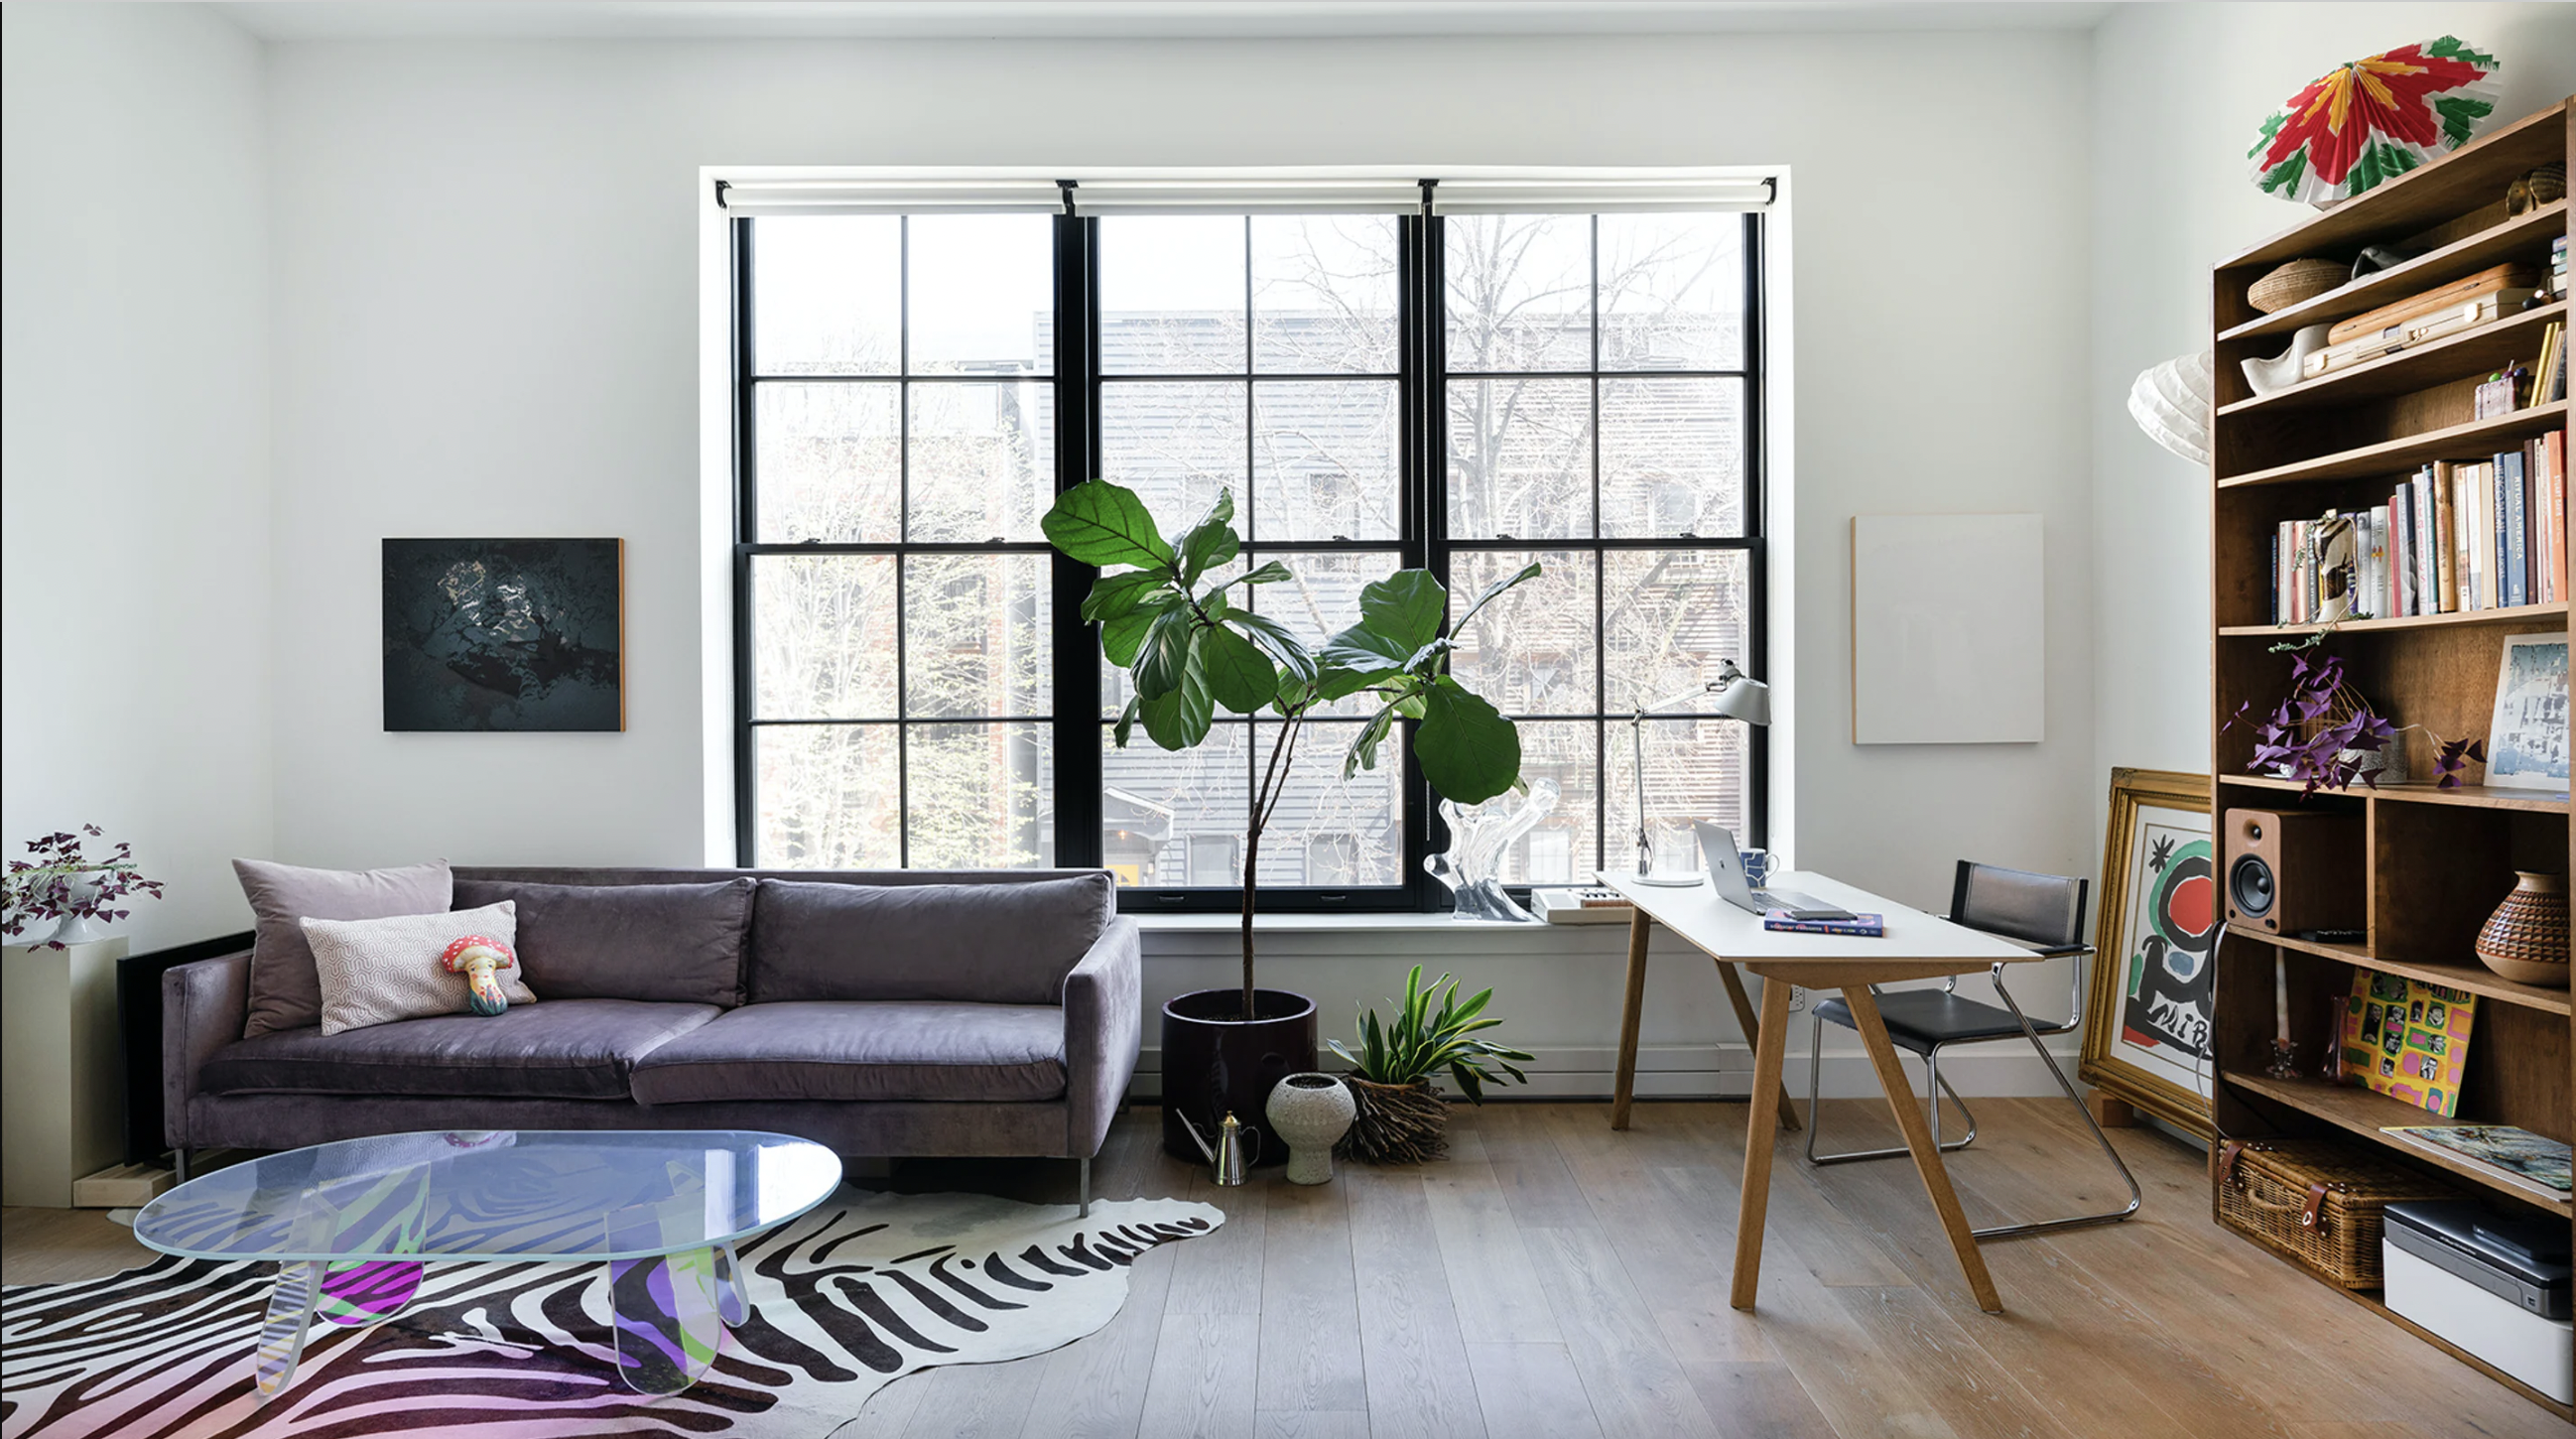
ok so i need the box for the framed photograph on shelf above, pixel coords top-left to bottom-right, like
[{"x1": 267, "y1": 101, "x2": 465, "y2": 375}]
[
  {"x1": 2484, "y1": 632, "x2": 2569, "y2": 791},
  {"x1": 2078, "y1": 767, "x2": 2221, "y2": 1139}
]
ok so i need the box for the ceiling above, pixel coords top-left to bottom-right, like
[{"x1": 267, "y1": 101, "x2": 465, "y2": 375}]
[{"x1": 211, "y1": 0, "x2": 2119, "y2": 42}]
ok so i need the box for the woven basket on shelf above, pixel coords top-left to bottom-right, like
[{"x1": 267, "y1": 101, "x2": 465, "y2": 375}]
[
  {"x1": 2216, "y1": 1138, "x2": 2453, "y2": 1288},
  {"x1": 2248, "y1": 257, "x2": 2348, "y2": 314}
]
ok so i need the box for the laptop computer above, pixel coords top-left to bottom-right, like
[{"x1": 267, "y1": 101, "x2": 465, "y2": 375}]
[{"x1": 1692, "y1": 821, "x2": 1849, "y2": 918}]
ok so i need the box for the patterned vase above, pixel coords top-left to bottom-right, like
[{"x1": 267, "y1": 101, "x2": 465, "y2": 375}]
[
  {"x1": 1265, "y1": 1073, "x2": 1357, "y2": 1186},
  {"x1": 2475, "y1": 872, "x2": 2570, "y2": 987}
]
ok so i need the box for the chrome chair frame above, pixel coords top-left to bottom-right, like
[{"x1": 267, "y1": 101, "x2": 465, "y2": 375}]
[{"x1": 1802, "y1": 863, "x2": 2141, "y2": 1241}]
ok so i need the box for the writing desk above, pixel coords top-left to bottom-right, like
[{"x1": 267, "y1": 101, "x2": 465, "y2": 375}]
[{"x1": 1598, "y1": 868, "x2": 2040, "y2": 1314}]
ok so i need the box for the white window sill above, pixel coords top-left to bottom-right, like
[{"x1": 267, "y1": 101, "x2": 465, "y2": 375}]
[
  {"x1": 1127, "y1": 908, "x2": 1653, "y2": 956},
  {"x1": 1130, "y1": 911, "x2": 1541, "y2": 932}
]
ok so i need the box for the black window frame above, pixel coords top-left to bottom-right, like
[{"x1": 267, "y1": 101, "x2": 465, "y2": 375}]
[{"x1": 732, "y1": 199, "x2": 1768, "y2": 909}]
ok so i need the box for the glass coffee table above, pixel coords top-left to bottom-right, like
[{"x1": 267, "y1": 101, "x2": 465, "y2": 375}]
[{"x1": 133, "y1": 1129, "x2": 842, "y2": 1400}]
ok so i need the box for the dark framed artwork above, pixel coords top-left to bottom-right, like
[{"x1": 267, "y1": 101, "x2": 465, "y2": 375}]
[{"x1": 382, "y1": 538, "x2": 625, "y2": 732}]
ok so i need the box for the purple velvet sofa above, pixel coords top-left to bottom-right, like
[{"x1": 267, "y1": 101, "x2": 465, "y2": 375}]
[{"x1": 163, "y1": 867, "x2": 1140, "y2": 1208}]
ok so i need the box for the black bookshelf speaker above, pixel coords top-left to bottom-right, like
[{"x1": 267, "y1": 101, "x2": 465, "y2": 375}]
[{"x1": 2223, "y1": 808, "x2": 2365, "y2": 934}]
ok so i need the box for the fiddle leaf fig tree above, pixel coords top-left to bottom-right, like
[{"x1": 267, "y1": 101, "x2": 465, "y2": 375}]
[{"x1": 1044, "y1": 479, "x2": 1540, "y2": 1020}]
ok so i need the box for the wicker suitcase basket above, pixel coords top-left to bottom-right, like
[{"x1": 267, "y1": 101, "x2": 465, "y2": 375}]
[{"x1": 2217, "y1": 1138, "x2": 2455, "y2": 1289}]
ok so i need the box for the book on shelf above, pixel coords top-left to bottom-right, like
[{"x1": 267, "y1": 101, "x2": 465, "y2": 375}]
[
  {"x1": 1762, "y1": 909, "x2": 1883, "y2": 937},
  {"x1": 2380, "y1": 1124, "x2": 2574, "y2": 1200},
  {"x1": 2335, "y1": 972, "x2": 2477, "y2": 1117}
]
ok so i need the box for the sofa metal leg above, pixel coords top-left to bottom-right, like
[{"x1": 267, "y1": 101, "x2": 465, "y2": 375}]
[
  {"x1": 175, "y1": 1147, "x2": 192, "y2": 1184},
  {"x1": 1078, "y1": 1156, "x2": 1091, "y2": 1219}
]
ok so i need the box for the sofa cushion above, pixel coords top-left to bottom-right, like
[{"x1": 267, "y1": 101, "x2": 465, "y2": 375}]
[
  {"x1": 749, "y1": 873, "x2": 1112, "y2": 1005},
  {"x1": 235, "y1": 858, "x2": 452, "y2": 1038},
  {"x1": 304, "y1": 901, "x2": 537, "y2": 1035},
  {"x1": 628, "y1": 1001, "x2": 1068, "y2": 1106},
  {"x1": 199, "y1": 998, "x2": 719, "y2": 1101},
  {"x1": 449, "y1": 877, "x2": 755, "y2": 1005}
]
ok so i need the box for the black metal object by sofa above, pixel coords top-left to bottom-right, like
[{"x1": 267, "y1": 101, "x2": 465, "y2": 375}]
[{"x1": 120, "y1": 931, "x2": 253, "y2": 1164}]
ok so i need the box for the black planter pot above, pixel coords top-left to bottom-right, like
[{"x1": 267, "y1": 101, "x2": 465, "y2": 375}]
[{"x1": 1160, "y1": 988, "x2": 1317, "y2": 1166}]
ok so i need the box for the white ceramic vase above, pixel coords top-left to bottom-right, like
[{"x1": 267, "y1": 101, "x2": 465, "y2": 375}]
[
  {"x1": 1265, "y1": 1073, "x2": 1357, "y2": 1185},
  {"x1": 44, "y1": 875, "x2": 110, "y2": 947},
  {"x1": 2241, "y1": 323, "x2": 2330, "y2": 397}
]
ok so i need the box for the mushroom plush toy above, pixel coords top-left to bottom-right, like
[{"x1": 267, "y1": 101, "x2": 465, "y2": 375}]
[{"x1": 440, "y1": 935, "x2": 520, "y2": 1016}]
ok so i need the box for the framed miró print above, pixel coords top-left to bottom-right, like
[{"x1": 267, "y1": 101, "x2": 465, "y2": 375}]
[{"x1": 2078, "y1": 767, "x2": 2220, "y2": 1139}]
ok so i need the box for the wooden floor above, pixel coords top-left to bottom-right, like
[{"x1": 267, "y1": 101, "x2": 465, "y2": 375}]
[{"x1": 4, "y1": 1099, "x2": 2559, "y2": 1438}]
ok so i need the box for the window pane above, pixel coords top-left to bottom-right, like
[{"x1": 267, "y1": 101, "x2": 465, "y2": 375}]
[
  {"x1": 908, "y1": 382, "x2": 1055, "y2": 543},
  {"x1": 1604, "y1": 549, "x2": 1751, "y2": 717},
  {"x1": 1252, "y1": 380, "x2": 1399, "y2": 542},
  {"x1": 1475, "y1": 720, "x2": 1599, "y2": 885},
  {"x1": 752, "y1": 216, "x2": 900, "y2": 375},
  {"x1": 1103, "y1": 720, "x2": 1249, "y2": 886},
  {"x1": 1100, "y1": 380, "x2": 1246, "y2": 528},
  {"x1": 1445, "y1": 213, "x2": 1591, "y2": 372},
  {"x1": 1252, "y1": 720, "x2": 1401, "y2": 885},
  {"x1": 1252, "y1": 215, "x2": 1398, "y2": 374},
  {"x1": 1447, "y1": 550, "x2": 1597, "y2": 716},
  {"x1": 1608, "y1": 717, "x2": 1749, "y2": 876},
  {"x1": 1600, "y1": 378, "x2": 1743, "y2": 540},
  {"x1": 756, "y1": 723, "x2": 900, "y2": 867},
  {"x1": 905, "y1": 554, "x2": 1052, "y2": 720},
  {"x1": 1098, "y1": 215, "x2": 1246, "y2": 374},
  {"x1": 754, "y1": 383, "x2": 900, "y2": 544},
  {"x1": 1600, "y1": 213, "x2": 1743, "y2": 371},
  {"x1": 752, "y1": 555, "x2": 897, "y2": 720},
  {"x1": 1448, "y1": 378, "x2": 1593, "y2": 541},
  {"x1": 908, "y1": 213, "x2": 1054, "y2": 376},
  {"x1": 1247, "y1": 550, "x2": 1400, "y2": 718},
  {"x1": 908, "y1": 722, "x2": 1055, "y2": 866}
]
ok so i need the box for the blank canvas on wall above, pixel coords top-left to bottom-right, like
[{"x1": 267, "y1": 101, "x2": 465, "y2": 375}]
[{"x1": 1851, "y1": 513, "x2": 2044, "y2": 744}]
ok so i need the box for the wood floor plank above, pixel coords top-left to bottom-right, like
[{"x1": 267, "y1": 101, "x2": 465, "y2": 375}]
[
  {"x1": 1135, "y1": 1312, "x2": 1260, "y2": 1439},
  {"x1": 1465, "y1": 1342, "x2": 1605, "y2": 1439},
  {"x1": 1421, "y1": 1141, "x2": 1563, "y2": 1344},
  {"x1": 900, "y1": 1350, "x2": 1051, "y2": 1439},
  {"x1": 1678, "y1": 1361, "x2": 1840, "y2": 1439},
  {"x1": 1018, "y1": 1238, "x2": 1181, "y2": 1439},
  {"x1": 1252, "y1": 1412, "x2": 1371, "y2": 1439},
  {"x1": 1345, "y1": 1164, "x2": 1491, "y2": 1439},
  {"x1": 1254, "y1": 1178, "x2": 1367, "y2": 1413},
  {"x1": 1477, "y1": 1105, "x2": 1601, "y2": 1231},
  {"x1": 0, "y1": 1205, "x2": 146, "y2": 1283},
  {"x1": 1164, "y1": 1167, "x2": 1267, "y2": 1316},
  {"x1": 1520, "y1": 1222, "x2": 1727, "y2": 1438}
]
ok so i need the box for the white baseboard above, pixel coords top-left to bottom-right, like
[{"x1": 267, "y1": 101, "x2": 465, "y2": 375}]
[{"x1": 1127, "y1": 1041, "x2": 2084, "y2": 1103}]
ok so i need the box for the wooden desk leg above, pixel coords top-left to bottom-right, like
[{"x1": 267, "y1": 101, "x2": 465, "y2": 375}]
[
  {"x1": 1841, "y1": 985, "x2": 2004, "y2": 1314},
  {"x1": 1610, "y1": 908, "x2": 1652, "y2": 1130},
  {"x1": 1713, "y1": 961, "x2": 1804, "y2": 1132},
  {"x1": 1729, "y1": 975, "x2": 1794, "y2": 1310}
]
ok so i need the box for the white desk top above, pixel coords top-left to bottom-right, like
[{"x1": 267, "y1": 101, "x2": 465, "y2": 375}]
[{"x1": 1597, "y1": 869, "x2": 2039, "y2": 966}]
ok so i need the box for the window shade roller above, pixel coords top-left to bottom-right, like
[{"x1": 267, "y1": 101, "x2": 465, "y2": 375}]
[
  {"x1": 1064, "y1": 179, "x2": 1427, "y2": 215},
  {"x1": 716, "y1": 179, "x2": 1068, "y2": 215},
  {"x1": 1429, "y1": 177, "x2": 1773, "y2": 214}
]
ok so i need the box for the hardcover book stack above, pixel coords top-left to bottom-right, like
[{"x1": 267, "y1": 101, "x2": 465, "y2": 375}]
[{"x1": 2269, "y1": 430, "x2": 2568, "y2": 623}]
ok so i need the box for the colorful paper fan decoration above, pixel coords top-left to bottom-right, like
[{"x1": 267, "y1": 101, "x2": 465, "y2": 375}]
[{"x1": 2251, "y1": 37, "x2": 2501, "y2": 205}]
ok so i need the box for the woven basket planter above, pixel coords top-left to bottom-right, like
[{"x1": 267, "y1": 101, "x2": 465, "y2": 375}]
[
  {"x1": 1336, "y1": 1078, "x2": 1451, "y2": 1165},
  {"x1": 2248, "y1": 257, "x2": 2346, "y2": 314}
]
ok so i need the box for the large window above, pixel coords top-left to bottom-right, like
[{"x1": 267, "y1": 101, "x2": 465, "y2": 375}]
[{"x1": 733, "y1": 181, "x2": 1764, "y2": 905}]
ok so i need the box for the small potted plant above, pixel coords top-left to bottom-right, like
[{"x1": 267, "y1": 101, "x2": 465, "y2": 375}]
[
  {"x1": 1329, "y1": 966, "x2": 1532, "y2": 1164},
  {"x1": 3, "y1": 826, "x2": 164, "y2": 949},
  {"x1": 1043, "y1": 479, "x2": 1538, "y2": 1164},
  {"x1": 2233, "y1": 651, "x2": 2483, "y2": 794}
]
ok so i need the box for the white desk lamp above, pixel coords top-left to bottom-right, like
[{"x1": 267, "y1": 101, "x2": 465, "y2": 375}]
[{"x1": 1629, "y1": 658, "x2": 1771, "y2": 886}]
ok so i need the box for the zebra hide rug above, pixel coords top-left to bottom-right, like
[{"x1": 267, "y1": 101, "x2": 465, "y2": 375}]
[{"x1": 1, "y1": 1190, "x2": 1222, "y2": 1439}]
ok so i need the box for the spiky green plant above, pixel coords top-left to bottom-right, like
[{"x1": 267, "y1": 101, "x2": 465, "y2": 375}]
[{"x1": 1330, "y1": 965, "x2": 1533, "y2": 1103}]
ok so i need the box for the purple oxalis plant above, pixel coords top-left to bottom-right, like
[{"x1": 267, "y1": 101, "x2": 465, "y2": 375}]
[
  {"x1": 1, "y1": 825, "x2": 166, "y2": 950},
  {"x1": 2228, "y1": 652, "x2": 2485, "y2": 796}
]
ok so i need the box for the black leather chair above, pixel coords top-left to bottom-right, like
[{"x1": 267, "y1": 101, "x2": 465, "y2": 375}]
[{"x1": 1802, "y1": 860, "x2": 2141, "y2": 1240}]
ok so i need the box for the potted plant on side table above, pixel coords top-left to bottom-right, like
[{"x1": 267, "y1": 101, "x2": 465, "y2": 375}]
[{"x1": 1042, "y1": 479, "x2": 1537, "y2": 1164}]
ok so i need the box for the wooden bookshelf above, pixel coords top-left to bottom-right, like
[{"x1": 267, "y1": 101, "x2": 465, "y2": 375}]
[{"x1": 2205, "y1": 96, "x2": 2572, "y2": 1423}]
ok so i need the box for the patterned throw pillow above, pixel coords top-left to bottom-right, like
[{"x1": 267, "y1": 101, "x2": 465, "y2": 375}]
[{"x1": 302, "y1": 901, "x2": 539, "y2": 1035}]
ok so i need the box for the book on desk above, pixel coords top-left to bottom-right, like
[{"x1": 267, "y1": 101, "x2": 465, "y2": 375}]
[{"x1": 1762, "y1": 909, "x2": 1884, "y2": 937}]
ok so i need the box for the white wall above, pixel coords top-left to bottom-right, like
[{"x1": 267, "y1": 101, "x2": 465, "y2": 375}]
[
  {"x1": 2090, "y1": 3, "x2": 2576, "y2": 787},
  {"x1": 0, "y1": 3, "x2": 273, "y2": 950}
]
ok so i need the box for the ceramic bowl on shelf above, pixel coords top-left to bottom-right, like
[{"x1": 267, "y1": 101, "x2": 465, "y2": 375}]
[{"x1": 2474, "y1": 871, "x2": 2570, "y2": 987}]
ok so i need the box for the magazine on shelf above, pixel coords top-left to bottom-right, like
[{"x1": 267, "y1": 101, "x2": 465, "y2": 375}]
[{"x1": 2380, "y1": 1124, "x2": 2573, "y2": 1199}]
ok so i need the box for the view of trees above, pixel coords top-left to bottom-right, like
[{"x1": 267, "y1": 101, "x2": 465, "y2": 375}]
[{"x1": 741, "y1": 205, "x2": 1754, "y2": 884}]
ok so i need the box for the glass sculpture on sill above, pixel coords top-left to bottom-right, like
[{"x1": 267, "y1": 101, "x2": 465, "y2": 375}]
[{"x1": 1428, "y1": 778, "x2": 1559, "y2": 923}]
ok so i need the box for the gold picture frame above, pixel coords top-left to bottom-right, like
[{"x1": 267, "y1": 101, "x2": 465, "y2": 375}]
[{"x1": 2078, "y1": 767, "x2": 2220, "y2": 1139}]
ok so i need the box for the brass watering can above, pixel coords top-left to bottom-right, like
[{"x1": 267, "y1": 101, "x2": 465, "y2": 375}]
[{"x1": 1177, "y1": 1111, "x2": 1262, "y2": 1186}]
